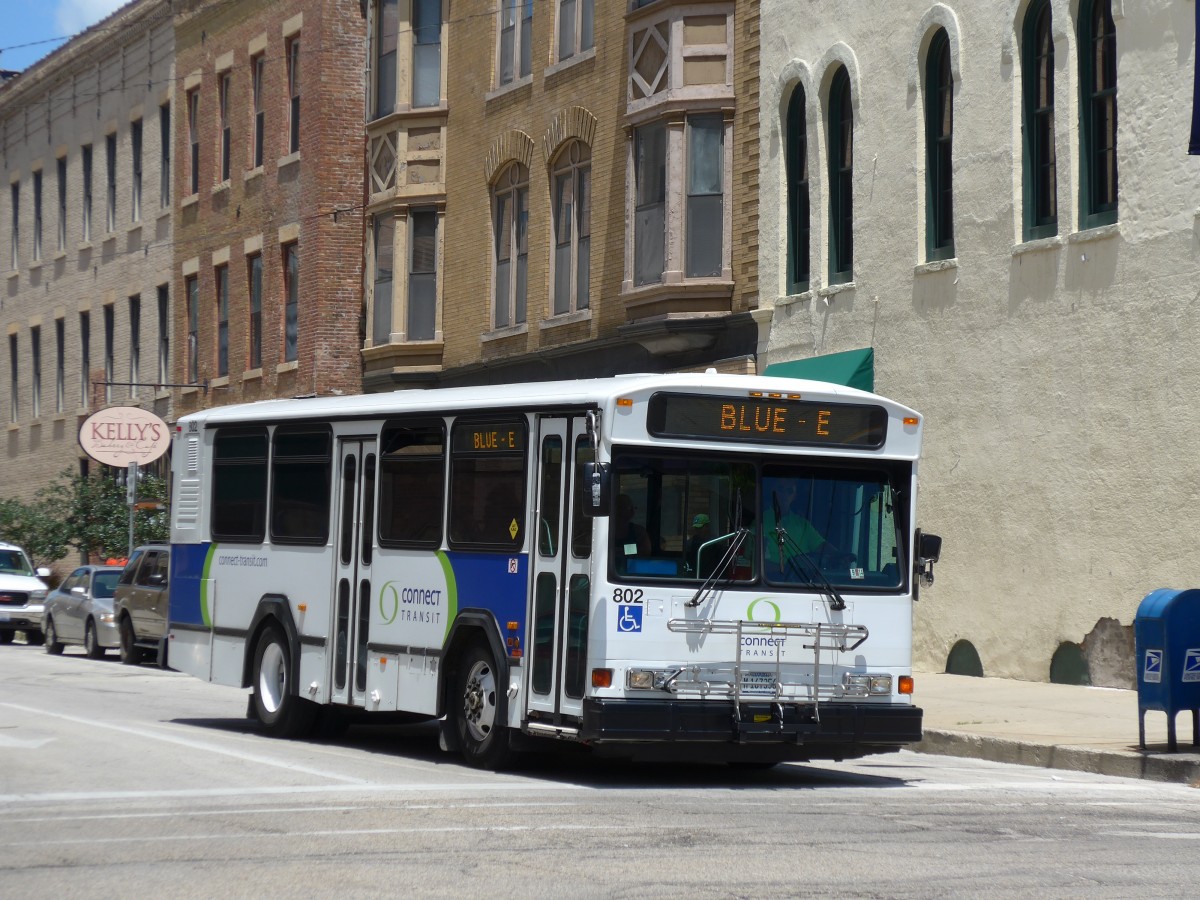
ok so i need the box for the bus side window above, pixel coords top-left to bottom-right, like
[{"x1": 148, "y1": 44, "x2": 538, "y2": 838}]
[
  {"x1": 448, "y1": 417, "x2": 526, "y2": 550},
  {"x1": 379, "y1": 419, "x2": 446, "y2": 547},
  {"x1": 271, "y1": 426, "x2": 332, "y2": 545}
]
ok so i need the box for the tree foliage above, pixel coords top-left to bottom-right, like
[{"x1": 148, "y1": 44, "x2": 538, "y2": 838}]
[{"x1": 0, "y1": 468, "x2": 169, "y2": 568}]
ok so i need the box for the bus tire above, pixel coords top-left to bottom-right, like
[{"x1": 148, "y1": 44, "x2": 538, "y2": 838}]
[
  {"x1": 44, "y1": 617, "x2": 64, "y2": 655},
  {"x1": 119, "y1": 617, "x2": 141, "y2": 665},
  {"x1": 251, "y1": 625, "x2": 315, "y2": 739},
  {"x1": 452, "y1": 641, "x2": 511, "y2": 770}
]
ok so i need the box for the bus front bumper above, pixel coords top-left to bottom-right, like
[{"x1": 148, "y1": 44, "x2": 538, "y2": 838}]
[{"x1": 579, "y1": 698, "x2": 922, "y2": 761}]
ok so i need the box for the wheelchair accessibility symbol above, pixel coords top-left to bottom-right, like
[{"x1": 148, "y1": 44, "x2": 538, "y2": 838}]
[{"x1": 617, "y1": 604, "x2": 643, "y2": 633}]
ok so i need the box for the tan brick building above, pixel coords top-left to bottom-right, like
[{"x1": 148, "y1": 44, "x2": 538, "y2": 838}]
[
  {"x1": 362, "y1": 0, "x2": 764, "y2": 390},
  {"x1": 0, "y1": 0, "x2": 175, "y2": 505},
  {"x1": 171, "y1": 0, "x2": 367, "y2": 418}
]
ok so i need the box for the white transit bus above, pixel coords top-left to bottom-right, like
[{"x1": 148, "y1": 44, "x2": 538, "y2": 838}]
[{"x1": 167, "y1": 372, "x2": 941, "y2": 768}]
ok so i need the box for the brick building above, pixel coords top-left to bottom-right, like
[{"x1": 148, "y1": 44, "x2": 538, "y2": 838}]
[
  {"x1": 361, "y1": 0, "x2": 765, "y2": 391},
  {"x1": 171, "y1": 0, "x2": 368, "y2": 418},
  {"x1": 0, "y1": 0, "x2": 175, "y2": 504}
]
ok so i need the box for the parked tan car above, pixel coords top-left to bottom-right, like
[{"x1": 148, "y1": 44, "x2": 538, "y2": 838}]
[{"x1": 112, "y1": 545, "x2": 170, "y2": 665}]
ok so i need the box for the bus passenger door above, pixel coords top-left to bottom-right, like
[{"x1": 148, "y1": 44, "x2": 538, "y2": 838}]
[
  {"x1": 527, "y1": 417, "x2": 592, "y2": 727},
  {"x1": 331, "y1": 438, "x2": 376, "y2": 708}
]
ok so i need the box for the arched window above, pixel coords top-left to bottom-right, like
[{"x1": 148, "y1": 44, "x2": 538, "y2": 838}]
[
  {"x1": 1022, "y1": 0, "x2": 1057, "y2": 240},
  {"x1": 925, "y1": 29, "x2": 954, "y2": 261},
  {"x1": 827, "y1": 67, "x2": 853, "y2": 284},
  {"x1": 786, "y1": 86, "x2": 810, "y2": 292},
  {"x1": 1079, "y1": 0, "x2": 1117, "y2": 227},
  {"x1": 551, "y1": 141, "x2": 591, "y2": 316},
  {"x1": 493, "y1": 163, "x2": 529, "y2": 328}
]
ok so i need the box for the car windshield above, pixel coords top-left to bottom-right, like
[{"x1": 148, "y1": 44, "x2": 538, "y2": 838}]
[
  {"x1": 93, "y1": 571, "x2": 120, "y2": 599},
  {"x1": 0, "y1": 549, "x2": 35, "y2": 577},
  {"x1": 610, "y1": 452, "x2": 909, "y2": 591}
]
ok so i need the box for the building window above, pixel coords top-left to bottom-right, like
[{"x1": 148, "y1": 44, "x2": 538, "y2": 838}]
[
  {"x1": 828, "y1": 66, "x2": 853, "y2": 284},
  {"x1": 686, "y1": 115, "x2": 723, "y2": 278},
  {"x1": 8, "y1": 334, "x2": 16, "y2": 423},
  {"x1": 103, "y1": 305, "x2": 114, "y2": 404},
  {"x1": 634, "y1": 121, "x2": 666, "y2": 286},
  {"x1": 10, "y1": 182, "x2": 18, "y2": 269},
  {"x1": 131, "y1": 119, "x2": 143, "y2": 222},
  {"x1": 287, "y1": 39, "x2": 302, "y2": 154},
  {"x1": 219, "y1": 73, "x2": 232, "y2": 183},
  {"x1": 215, "y1": 265, "x2": 229, "y2": 376},
  {"x1": 492, "y1": 163, "x2": 528, "y2": 328},
  {"x1": 413, "y1": 0, "x2": 442, "y2": 108},
  {"x1": 374, "y1": 0, "x2": 397, "y2": 118},
  {"x1": 105, "y1": 133, "x2": 117, "y2": 233},
  {"x1": 32, "y1": 171, "x2": 42, "y2": 262},
  {"x1": 283, "y1": 243, "x2": 299, "y2": 362},
  {"x1": 129, "y1": 295, "x2": 141, "y2": 398},
  {"x1": 157, "y1": 284, "x2": 169, "y2": 385},
  {"x1": 409, "y1": 209, "x2": 437, "y2": 340},
  {"x1": 160, "y1": 103, "x2": 171, "y2": 207},
  {"x1": 186, "y1": 274, "x2": 199, "y2": 384},
  {"x1": 498, "y1": 0, "x2": 533, "y2": 87},
  {"x1": 55, "y1": 319, "x2": 64, "y2": 414},
  {"x1": 551, "y1": 141, "x2": 591, "y2": 315},
  {"x1": 557, "y1": 0, "x2": 594, "y2": 62},
  {"x1": 30, "y1": 327, "x2": 40, "y2": 419},
  {"x1": 925, "y1": 29, "x2": 954, "y2": 261},
  {"x1": 252, "y1": 56, "x2": 266, "y2": 167},
  {"x1": 248, "y1": 255, "x2": 262, "y2": 369},
  {"x1": 82, "y1": 144, "x2": 93, "y2": 241},
  {"x1": 188, "y1": 90, "x2": 200, "y2": 196},
  {"x1": 786, "y1": 87, "x2": 810, "y2": 293},
  {"x1": 79, "y1": 311, "x2": 90, "y2": 408},
  {"x1": 1023, "y1": 0, "x2": 1057, "y2": 240},
  {"x1": 372, "y1": 216, "x2": 394, "y2": 345},
  {"x1": 57, "y1": 156, "x2": 68, "y2": 252},
  {"x1": 1080, "y1": 0, "x2": 1117, "y2": 228}
]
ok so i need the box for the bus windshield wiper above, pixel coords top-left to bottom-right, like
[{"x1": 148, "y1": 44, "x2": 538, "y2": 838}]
[
  {"x1": 686, "y1": 526, "x2": 751, "y2": 608},
  {"x1": 773, "y1": 492, "x2": 846, "y2": 612}
]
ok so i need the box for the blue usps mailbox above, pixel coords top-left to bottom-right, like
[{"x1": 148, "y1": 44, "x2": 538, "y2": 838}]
[{"x1": 1134, "y1": 588, "x2": 1200, "y2": 751}]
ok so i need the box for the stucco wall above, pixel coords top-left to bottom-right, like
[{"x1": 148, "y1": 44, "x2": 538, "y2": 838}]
[{"x1": 759, "y1": 0, "x2": 1200, "y2": 682}]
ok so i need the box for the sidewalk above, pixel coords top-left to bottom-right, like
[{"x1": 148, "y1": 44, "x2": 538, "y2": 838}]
[{"x1": 912, "y1": 672, "x2": 1200, "y2": 784}]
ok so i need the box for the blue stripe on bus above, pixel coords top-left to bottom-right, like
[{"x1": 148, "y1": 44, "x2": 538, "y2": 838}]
[
  {"x1": 442, "y1": 551, "x2": 528, "y2": 638},
  {"x1": 169, "y1": 542, "x2": 214, "y2": 627}
]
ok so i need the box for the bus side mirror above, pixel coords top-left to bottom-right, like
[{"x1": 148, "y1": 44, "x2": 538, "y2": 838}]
[
  {"x1": 581, "y1": 462, "x2": 610, "y2": 517},
  {"x1": 916, "y1": 532, "x2": 942, "y2": 588}
]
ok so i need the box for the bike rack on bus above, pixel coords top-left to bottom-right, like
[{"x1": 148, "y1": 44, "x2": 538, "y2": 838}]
[{"x1": 665, "y1": 618, "x2": 870, "y2": 726}]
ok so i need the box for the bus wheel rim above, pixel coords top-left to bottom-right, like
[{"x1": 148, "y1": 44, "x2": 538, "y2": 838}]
[
  {"x1": 259, "y1": 641, "x2": 286, "y2": 714},
  {"x1": 463, "y1": 660, "x2": 497, "y2": 743}
]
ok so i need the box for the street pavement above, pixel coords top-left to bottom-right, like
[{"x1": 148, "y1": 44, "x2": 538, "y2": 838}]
[{"x1": 914, "y1": 671, "x2": 1200, "y2": 785}]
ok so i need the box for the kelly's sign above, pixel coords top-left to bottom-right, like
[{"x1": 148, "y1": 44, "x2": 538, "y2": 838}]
[{"x1": 79, "y1": 406, "x2": 171, "y2": 466}]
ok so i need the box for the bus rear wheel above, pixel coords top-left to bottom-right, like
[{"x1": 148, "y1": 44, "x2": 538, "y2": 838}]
[
  {"x1": 251, "y1": 625, "x2": 315, "y2": 739},
  {"x1": 452, "y1": 642, "x2": 511, "y2": 770}
]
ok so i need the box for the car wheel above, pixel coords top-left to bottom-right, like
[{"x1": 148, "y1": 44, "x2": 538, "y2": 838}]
[
  {"x1": 84, "y1": 620, "x2": 105, "y2": 659},
  {"x1": 0, "y1": 631, "x2": 13, "y2": 645},
  {"x1": 118, "y1": 616, "x2": 141, "y2": 665},
  {"x1": 25, "y1": 629, "x2": 44, "y2": 646},
  {"x1": 251, "y1": 624, "x2": 316, "y2": 739},
  {"x1": 452, "y1": 641, "x2": 512, "y2": 770},
  {"x1": 44, "y1": 618, "x2": 64, "y2": 655}
]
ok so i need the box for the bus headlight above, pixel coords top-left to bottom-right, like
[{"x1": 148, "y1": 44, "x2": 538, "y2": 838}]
[
  {"x1": 627, "y1": 669, "x2": 673, "y2": 690},
  {"x1": 844, "y1": 673, "x2": 893, "y2": 695}
]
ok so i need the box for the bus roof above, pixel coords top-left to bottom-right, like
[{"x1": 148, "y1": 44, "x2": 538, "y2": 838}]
[{"x1": 176, "y1": 371, "x2": 921, "y2": 427}]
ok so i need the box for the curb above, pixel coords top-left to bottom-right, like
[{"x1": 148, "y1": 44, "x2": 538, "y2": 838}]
[{"x1": 915, "y1": 729, "x2": 1200, "y2": 785}]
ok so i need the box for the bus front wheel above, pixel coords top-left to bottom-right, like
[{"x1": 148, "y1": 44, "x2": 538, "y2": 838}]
[
  {"x1": 452, "y1": 642, "x2": 511, "y2": 770},
  {"x1": 251, "y1": 625, "x2": 315, "y2": 739}
]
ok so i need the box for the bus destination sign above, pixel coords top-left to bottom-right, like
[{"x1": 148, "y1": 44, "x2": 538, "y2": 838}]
[
  {"x1": 454, "y1": 421, "x2": 525, "y2": 453},
  {"x1": 647, "y1": 393, "x2": 887, "y2": 449}
]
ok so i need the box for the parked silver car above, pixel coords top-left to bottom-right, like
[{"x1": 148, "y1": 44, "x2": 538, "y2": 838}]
[
  {"x1": 0, "y1": 542, "x2": 51, "y2": 645},
  {"x1": 43, "y1": 565, "x2": 124, "y2": 658}
]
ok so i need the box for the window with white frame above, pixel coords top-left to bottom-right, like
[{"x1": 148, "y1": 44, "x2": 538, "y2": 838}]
[
  {"x1": 372, "y1": 216, "x2": 394, "y2": 345},
  {"x1": 686, "y1": 115, "x2": 723, "y2": 277},
  {"x1": 413, "y1": 0, "x2": 442, "y2": 108},
  {"x1": 551, "y1": 141, "x2": 591, "y2": 315},
  {"x1": 493, "y1": 163, "x2": 529, "y2": 328},
  {"x1": 633, "y1": 121, "x2": 666, "y2": 286},
  {"x1": 498, "y1": 0, "x2": 533, "y2": 87},
  {"x1": 374, "y1": 0, "x2": 398, "y2": 118},
  {"x1": 409, "y1": 209, "x2": 437, "y2": 339},
  {"x1": 557, "y1": 0, "x2": 594, "y2": 63}
]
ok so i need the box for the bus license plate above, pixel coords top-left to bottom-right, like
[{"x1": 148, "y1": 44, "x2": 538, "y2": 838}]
[{"x1": 741, "y1": 671, "x2": 776, "y2": 696}]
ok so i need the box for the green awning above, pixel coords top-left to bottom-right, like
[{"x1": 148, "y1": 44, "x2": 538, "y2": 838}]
[{"x1": 763, "y1": 347, "x2": 874, "y2": 392}]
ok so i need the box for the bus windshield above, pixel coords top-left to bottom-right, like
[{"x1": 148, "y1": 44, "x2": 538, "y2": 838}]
[{"x1": 611, "y1": 453, "x2": 906, "y2": 590}]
